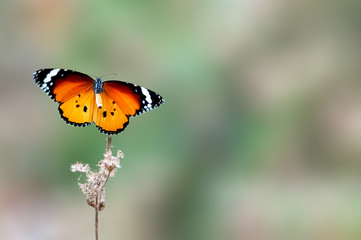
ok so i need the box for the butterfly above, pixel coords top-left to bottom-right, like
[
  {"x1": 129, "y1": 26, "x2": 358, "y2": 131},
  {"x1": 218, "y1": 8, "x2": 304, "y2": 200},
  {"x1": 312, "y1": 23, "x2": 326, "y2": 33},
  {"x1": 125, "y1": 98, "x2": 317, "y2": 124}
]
[{"x1": 33, "y1": 68, "x2": 164, "y2": 135}]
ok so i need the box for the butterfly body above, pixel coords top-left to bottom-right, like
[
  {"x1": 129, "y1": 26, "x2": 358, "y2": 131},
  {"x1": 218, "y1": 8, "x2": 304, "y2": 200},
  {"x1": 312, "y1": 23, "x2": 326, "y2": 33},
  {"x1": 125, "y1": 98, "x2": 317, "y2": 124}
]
[{"x1": 33, "y1": 68, "x2": 164, "y2": 135}]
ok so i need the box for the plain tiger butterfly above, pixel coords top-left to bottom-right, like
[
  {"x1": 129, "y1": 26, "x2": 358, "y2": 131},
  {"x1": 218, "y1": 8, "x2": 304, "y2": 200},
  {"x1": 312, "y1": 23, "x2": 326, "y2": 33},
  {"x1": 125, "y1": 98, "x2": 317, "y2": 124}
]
[{"x1": 33, "y1": 68, "x2": 164, "y2": 135}]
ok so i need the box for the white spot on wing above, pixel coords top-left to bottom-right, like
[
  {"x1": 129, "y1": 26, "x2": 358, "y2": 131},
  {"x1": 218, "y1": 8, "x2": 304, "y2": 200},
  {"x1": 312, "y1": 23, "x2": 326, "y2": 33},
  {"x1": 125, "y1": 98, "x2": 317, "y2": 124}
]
[
  {"x1": 95, "y1": 93, "x2": 103, "y2": 108},
  {"x1": 141, "y1": 87, "x2": 152, "y2": 106},
  {"x1": 44, "y1": 69, "x2": 60, "y2": 83}
]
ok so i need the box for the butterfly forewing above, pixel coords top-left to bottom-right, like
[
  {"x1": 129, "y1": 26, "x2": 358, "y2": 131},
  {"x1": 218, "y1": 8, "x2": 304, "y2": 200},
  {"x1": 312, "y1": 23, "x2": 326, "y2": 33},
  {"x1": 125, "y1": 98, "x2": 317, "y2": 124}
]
[
  {"x1": 103, "y1": 81, "x2": 142, "y2": 116},
  {"x1": 52, "y1": 76, "x2": 94, "y2": 103},
  {"x1": 33, "y1": 69, "x2": 94, "y2": 102},
  {"x1": 104, "y1": 81, "x2": 164, "y2": 116}
]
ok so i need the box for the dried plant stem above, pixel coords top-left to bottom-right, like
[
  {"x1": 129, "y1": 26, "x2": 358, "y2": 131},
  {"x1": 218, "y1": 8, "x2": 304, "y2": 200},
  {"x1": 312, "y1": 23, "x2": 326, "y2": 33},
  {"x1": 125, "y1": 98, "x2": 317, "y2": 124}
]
[
  {"x1": 95, "y1": 196, "x2": 99, "y2": 240},
  {"x1": 95, "y1": 167, "x2": 112, "y2": 240},
  {"x1": 95, "y1": 135, "x2": 112, "y2": 240},
  {"x1": 106, "y1": 135, "x2": 112, "y2": 152}
]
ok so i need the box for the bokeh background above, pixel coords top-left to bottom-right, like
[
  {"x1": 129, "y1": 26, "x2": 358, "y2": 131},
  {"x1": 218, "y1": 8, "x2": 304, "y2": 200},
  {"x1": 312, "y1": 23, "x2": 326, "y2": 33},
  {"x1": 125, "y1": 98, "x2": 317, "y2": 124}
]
[{"x1": 1, "y1": 0, "x2": 361, "y2": 239}]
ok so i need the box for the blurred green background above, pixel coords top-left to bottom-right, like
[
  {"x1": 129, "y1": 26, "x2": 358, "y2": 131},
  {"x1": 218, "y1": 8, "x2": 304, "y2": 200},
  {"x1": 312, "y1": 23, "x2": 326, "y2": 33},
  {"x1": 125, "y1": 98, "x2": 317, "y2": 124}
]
[{"x1": 1, "y1": 0, "x2": 361, "y2": 239}]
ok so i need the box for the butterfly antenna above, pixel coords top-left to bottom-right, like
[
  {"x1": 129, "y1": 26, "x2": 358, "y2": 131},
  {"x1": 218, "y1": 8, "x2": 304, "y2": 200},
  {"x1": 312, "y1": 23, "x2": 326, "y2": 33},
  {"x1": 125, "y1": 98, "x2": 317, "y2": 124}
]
[
  {"x1": 89, "y1": 73, "x2": 118, "y2": 80},
  {"x1": 100, "y1": 73, "x2": 118, "y2": 80}
]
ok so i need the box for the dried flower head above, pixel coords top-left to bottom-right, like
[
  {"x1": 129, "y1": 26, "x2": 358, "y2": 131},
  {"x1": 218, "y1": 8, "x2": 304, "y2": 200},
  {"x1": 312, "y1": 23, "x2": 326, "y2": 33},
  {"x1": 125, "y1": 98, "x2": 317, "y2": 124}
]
[
  {"x1": 70, "y1": 162, "x2": 90, "y2": 173},
  {"x1": 71, "y1": 148, "x2": 124, "y2": 211}
]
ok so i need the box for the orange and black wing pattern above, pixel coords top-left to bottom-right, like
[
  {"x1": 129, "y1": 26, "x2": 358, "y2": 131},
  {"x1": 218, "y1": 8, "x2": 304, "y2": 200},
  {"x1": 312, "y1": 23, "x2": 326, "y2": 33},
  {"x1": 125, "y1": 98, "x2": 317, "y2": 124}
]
[
  {"x1": 33, "y1": 68, "x2": 164, "y2": 135},
  {"x1": 33, "y1": 68, "x2": 95, "y2": 127}
]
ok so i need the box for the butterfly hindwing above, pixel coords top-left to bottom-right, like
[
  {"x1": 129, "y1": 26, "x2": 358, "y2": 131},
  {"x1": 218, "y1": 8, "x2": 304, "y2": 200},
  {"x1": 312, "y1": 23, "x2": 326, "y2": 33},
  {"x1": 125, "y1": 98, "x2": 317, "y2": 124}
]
[
  {"x1": 93, "y1": 91, "x2": 130, "y2": 134},
  {"x1": 59, "y1": 88, "x2": 95, "y2": 127}
]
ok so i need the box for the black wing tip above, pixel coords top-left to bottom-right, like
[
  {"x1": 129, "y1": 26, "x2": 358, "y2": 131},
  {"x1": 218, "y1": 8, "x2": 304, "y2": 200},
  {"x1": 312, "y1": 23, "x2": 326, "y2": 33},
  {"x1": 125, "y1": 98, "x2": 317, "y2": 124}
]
[
  {"x1": 33, "y1": 68, "x2": 48, "y2": 82},
  {"x1": 134, "y1": 92, "x2": 165, "y2": 116},
  {"x1": 33, "y1": 68, "x2": 61, "y2": 101}
]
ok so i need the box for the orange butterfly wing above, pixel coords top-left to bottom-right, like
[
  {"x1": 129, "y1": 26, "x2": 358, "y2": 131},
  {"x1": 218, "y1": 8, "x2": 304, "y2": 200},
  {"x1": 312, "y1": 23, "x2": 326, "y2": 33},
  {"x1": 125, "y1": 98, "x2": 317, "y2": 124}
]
[
  {"x1": 93, "y1": 81, "x2": 163, "y2": 134},
  {"x1": 58, "y1": 87, "x2": 95, "y2": 127},
  {"x1": 33, "y1": 68, "x2": 95, "y2": 127},
  {"x1": 92, "y1": 91, "x2": 130, "y2": 134}
]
